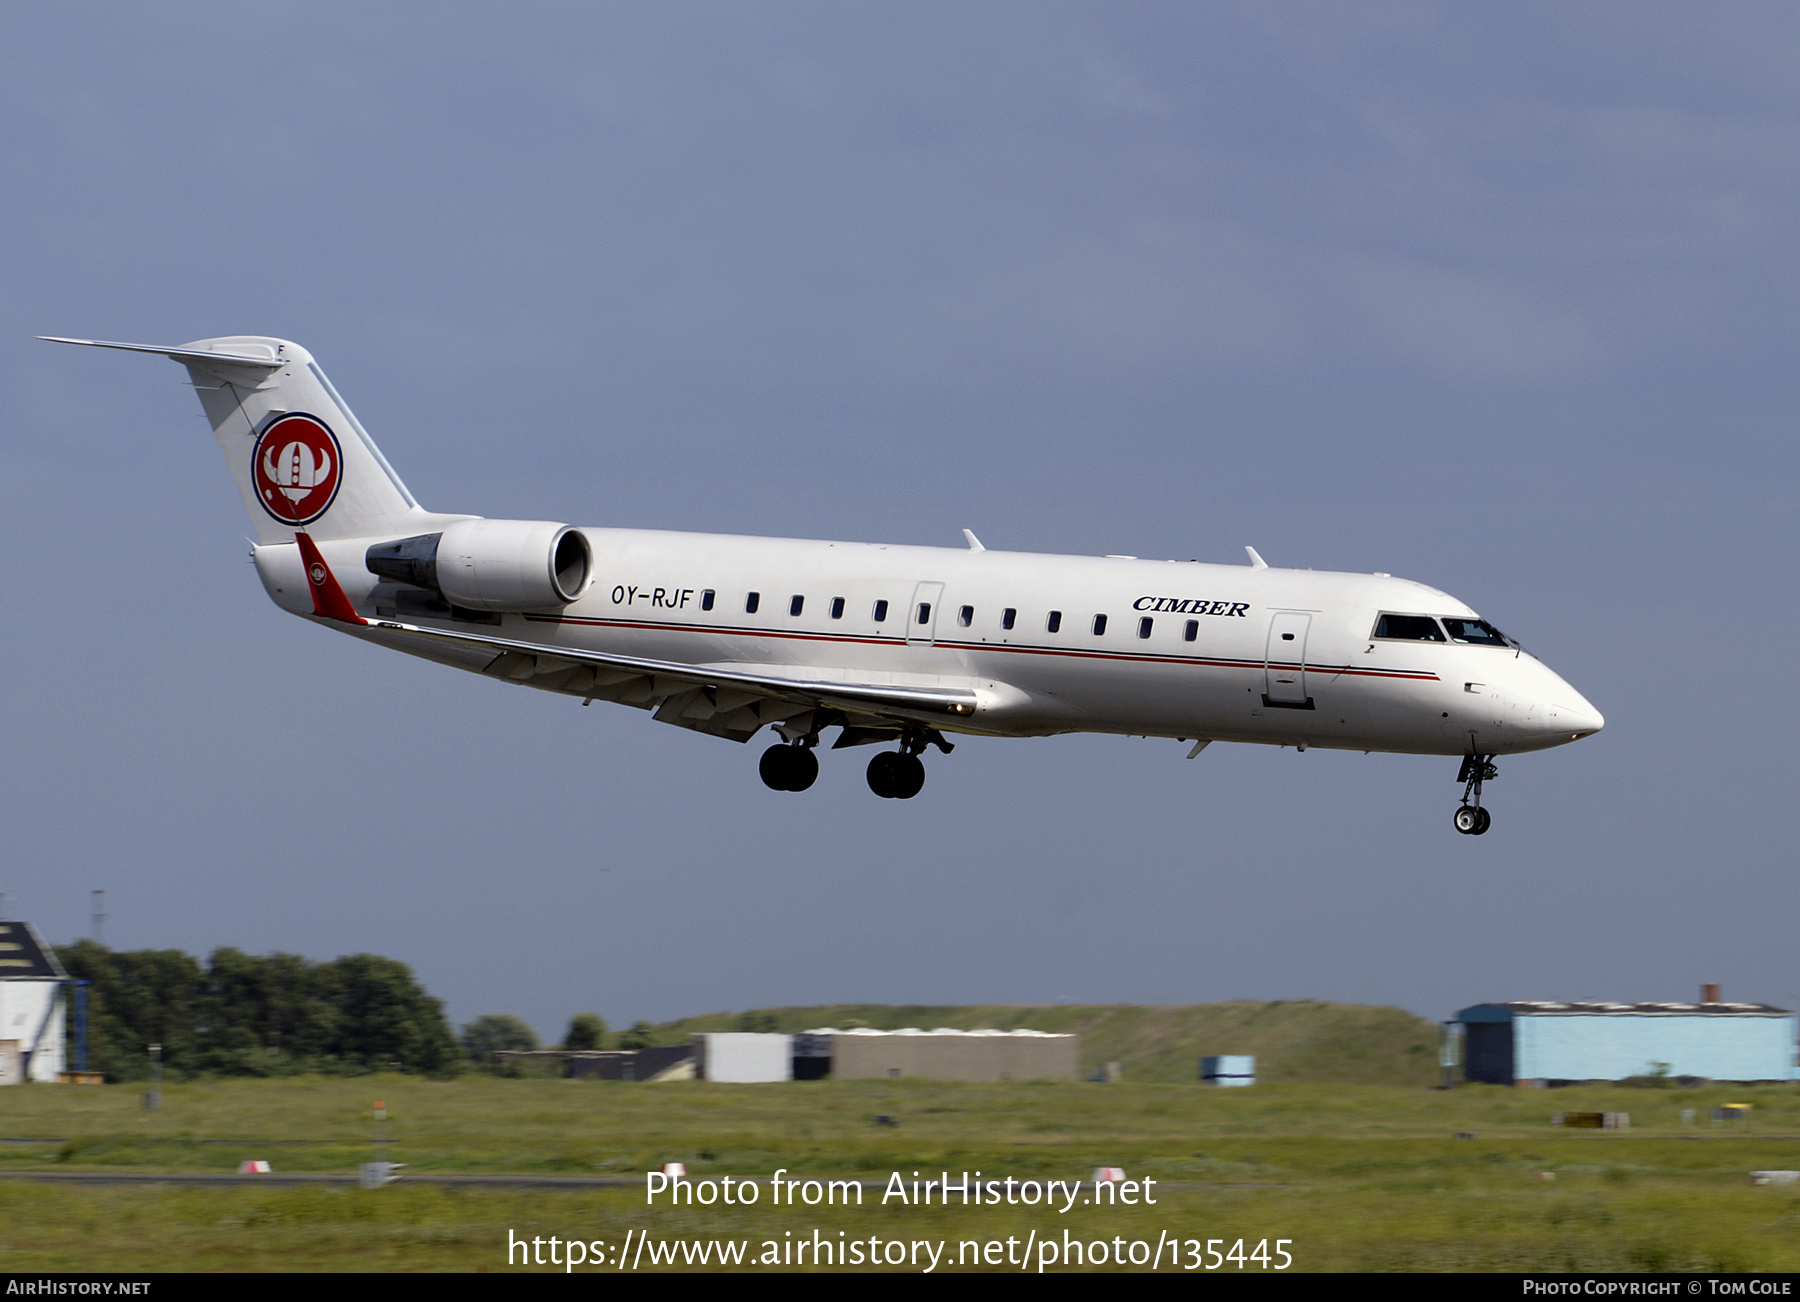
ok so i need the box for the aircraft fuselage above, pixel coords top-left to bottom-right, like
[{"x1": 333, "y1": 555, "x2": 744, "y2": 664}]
[{"x1": 264, "y1": 528, "x2": 1603, "y2": 758}]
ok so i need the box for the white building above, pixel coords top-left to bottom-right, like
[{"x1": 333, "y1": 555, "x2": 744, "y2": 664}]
[
  {"x1": 0, "y1": 922, "x2": 66, "y2": 1084},
  {"x1": 692, "y1": 1032, "x2": 792, "y2": 1082}
]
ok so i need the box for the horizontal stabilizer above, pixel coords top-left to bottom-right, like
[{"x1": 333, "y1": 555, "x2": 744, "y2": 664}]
[{"x1": 39, "y1": 336, "x2": 287, "y2": 368}]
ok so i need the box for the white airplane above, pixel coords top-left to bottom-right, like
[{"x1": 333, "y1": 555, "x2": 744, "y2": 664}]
[{"x1": 46, "y1": 334, "x2": 1603, "y2": 833}]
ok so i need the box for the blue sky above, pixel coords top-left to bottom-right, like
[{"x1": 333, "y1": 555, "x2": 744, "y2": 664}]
[{"x1": 3, "y1": 3, "x2": 1796, "y2": 1039}]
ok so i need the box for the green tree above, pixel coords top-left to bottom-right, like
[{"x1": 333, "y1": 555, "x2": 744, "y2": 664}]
[
  {"x1": 461, "y1": 1013, "x2": 540, "y2": 1064},
  {"x1": 56, "y1": 943, "x2": 462, "y2": 1079},
  {"x1": 563, "y1": 1013, "x2": 607, "y2": 1051},
  {"x1": 327, "y1": 954, "x2": 462, "y2": 1075},
  {"x1": 617, "y1": 1020, "x2": 657, "y2": 1050},
  {"x1": 56, "y1": 941, "x2": 204, "y2": 1081},
  {"x1": 193, "y1": 948, "x2": 344, "y2": 1076}
]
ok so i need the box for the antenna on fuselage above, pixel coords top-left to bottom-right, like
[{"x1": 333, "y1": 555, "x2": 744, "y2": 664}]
[
  {"x1": 962, "y1": 529, "x2": 985, "y2": 552},
  {"x1": 1245, "y1": 546, "x2": 1268, "y2": 569}
]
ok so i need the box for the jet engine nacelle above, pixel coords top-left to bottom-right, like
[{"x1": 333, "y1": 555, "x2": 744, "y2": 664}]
[{"x1": 366, "y1": 519, "x2": 592, "y2": 611}]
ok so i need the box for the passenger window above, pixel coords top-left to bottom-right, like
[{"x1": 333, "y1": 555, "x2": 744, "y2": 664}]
[
  {"x1": 958, "y1": 605, "x2": 973, "y2": 627},
  {"x1": 790, "y1": 595, "x2": 804, "y2": 617},
  {"x1": 873, "y1": 599, "x2": 889, "y2": 622},
  {"x1": 1183, "y1": 620, "x2": 1198, "y2": 642},
  {"x1": 1373, "y1": 613, "x2": 1446, "y2": 642},
  {"x1": 700, "y1": 589, "x2": 715, "y2": 612},
  {"x1": 1002, "y1": 608, "x2": 1016, "y2": 631},
  {"x1": 1442, "y1": 617, "x2": 1509, "y2": 647},
  {"x1": 1046, "y1": 610, "x2": 1062, "y2": 634},
  {"x1": 746, "y1": 591, "x2": 760, "y2": 615},
  {"x1": 1138, "y1": 617, "x2": 1153, "y2": 639},
  {"x1": 1092, "y1": 614, "x2": 1108, "y2": 636},
  {"x1": 916, "y1": 602, "x2": 931, "y2": 625},
  {"x1": 830, "y1": 596, "x2": 845, "y2": 620}
]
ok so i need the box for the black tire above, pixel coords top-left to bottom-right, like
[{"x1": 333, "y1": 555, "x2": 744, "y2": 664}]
[
  {"x1": 759, "y1": 745, "x2": 794, "y2": 791},
  {"x1": 867, "y1": 751, "x2": 900, "y2": 798},
  {"x1": 1453, "y1": 806, "x2": 1479, "y2": 835},
  {"x1": 892, "y1": 753, "x2": 926, "y2": 799},
  {"x1": 788, "y1": 747, "x2": 819, "y2": 792},
  {"x1": 1472, "y1": 807, "x2": 1491, "y2": 836}
]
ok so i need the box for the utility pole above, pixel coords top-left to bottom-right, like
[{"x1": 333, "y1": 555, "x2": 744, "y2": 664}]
[{"x1": 91, "y1": 891, "x2": 105, "y2": 946}]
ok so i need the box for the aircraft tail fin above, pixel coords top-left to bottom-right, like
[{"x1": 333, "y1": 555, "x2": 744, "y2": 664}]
[{"x1": 41, "y1": 335, "x2": 464, "y2": 544}]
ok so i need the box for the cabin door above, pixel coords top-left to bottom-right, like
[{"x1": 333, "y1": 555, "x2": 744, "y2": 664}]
[{"x1": 1264, "y1": 612, "x2": 1311, "y2": 705}]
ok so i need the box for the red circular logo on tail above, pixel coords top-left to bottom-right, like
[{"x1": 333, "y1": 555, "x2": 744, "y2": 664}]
[{"x1": 252, "y1": 414, "x2": 342, "y2": 525}]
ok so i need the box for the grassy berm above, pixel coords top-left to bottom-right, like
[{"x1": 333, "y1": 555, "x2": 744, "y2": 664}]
[
  {"x1": 653, "y1": 1000, "x2": 1442, "y2": 1085},
  {"x1": 3, "y1": 1068, "x2": 1800, "y2": 1269}
]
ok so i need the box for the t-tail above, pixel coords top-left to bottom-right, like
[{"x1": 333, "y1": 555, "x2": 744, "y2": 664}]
[{"x1": 39, "y1": 335, "x2": 466, "y2": 544}]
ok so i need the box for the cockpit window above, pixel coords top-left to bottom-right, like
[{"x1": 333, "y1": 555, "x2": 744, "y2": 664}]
[
  {"x1": 1443, "y1": 618, "x2": 1511, "y2": 647},
  {"x1": 1373, "y1": 613, "x2": 1446, "y2": 642}
]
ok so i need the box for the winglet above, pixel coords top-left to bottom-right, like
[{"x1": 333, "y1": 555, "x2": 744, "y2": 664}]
[
  {"x1": 1245, "y1": 546, "x2": 1268, "y2": 569},
  {"x1": 293, "y1": 532, "x2": 367, "y2": 624},
  {"x1": 962, "y1": 529, "x2": 985, "y2": 552}
]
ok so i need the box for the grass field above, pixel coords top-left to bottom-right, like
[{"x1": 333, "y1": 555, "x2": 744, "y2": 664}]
[{"x1": 3, "y1": 1074, "x2": 1800, "y2": 1271}]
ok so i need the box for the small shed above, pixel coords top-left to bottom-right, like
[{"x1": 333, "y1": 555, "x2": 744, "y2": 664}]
[
  {"x1": 1201, "y1": 1055, "x2": 1256, "y2": 1086},
  {"x1": 1456, "y1": 997, "x2": 1796, "y2": 1085},
  {"x1": 0, "y1": 922, "x2": 66, "y2": 1084}
]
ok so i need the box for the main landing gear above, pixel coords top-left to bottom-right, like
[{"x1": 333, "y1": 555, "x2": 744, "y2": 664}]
[
  {"x1": 759, "y1": 742, "x2": 819, "y2": 792},
  {"x1": 759, "y1": 726, "x2": 946, "y2": 798},
  {"x1": 1454, "y1": 754, "x2": 1496, "y2": 835},
  {"x1": 866, "y1": 747, "x2": 926, "y2": 800}
]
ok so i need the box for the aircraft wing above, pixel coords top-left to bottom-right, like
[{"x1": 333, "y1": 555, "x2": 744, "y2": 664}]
[
  {"x1": 364, "y1": 614, "x2": 980, "y2": 736},
  {"x1": 291, "y1": 533, "x2": 976, "y2": 742}
]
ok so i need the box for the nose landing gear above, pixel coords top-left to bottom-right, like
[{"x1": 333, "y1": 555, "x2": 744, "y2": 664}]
[{"x1": 1454, "y1": 754, "x2": 1496, "y2": 835}]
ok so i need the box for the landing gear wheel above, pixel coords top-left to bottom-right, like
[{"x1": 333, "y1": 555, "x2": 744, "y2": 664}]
[
  {"x1": 759, "y1": 745, "x2": 818, "y2": 792},
  {"x1": 786, "y1": 747, "x2": 819, "y2": 792},
  {"x1": 867, "y1": 751, "x2": 924, "y2": 799},
  {"x1": 1472, "y1": 806, "x2": 1491, "y2": 835},
  {"x1": 891, "y1": 753, "x2": 925, "y2": 799},
  {"x1": 867, "y1": 751, "x2": 901, "y2": 798},
  {"x1": 1453, "y1": 806, "x2": 1480, "y2": 835}
]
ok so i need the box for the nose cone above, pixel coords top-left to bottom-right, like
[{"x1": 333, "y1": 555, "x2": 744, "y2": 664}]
[
  {"x1": 1502, "y1": 652, "x2": 1604, "y2": 748},
  {"x1": 1545, "y1": 691, "x2": 1604, "y2": 741}
]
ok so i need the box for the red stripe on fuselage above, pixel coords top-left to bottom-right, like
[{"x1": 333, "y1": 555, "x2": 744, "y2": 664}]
[{"x1": 520, "y1": 613, "x2": 1441, "y2": 683}]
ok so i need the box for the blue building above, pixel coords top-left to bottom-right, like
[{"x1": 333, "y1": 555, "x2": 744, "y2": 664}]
[{"x1": 1457, "y1": 1000, "x2": 1796, "y2": 1085}]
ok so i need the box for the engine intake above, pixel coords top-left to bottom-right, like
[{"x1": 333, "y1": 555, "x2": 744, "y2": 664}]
[{"x1": 366, "y1": 520, "x2": 591, "y2": 611}]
